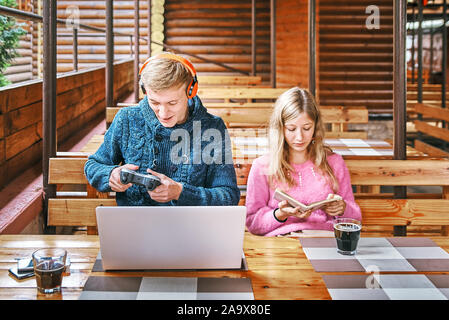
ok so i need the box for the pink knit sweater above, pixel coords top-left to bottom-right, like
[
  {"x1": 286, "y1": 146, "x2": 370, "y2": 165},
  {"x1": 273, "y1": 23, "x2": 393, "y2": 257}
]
[{"x1": 245, "y1": 153, "x2": 362, "y2": 236}]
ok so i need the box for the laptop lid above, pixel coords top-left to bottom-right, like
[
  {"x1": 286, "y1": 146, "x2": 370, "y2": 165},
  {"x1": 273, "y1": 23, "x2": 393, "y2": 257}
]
[{"x1": 96, "y1": 206, "x2": 246, "y2": 270}]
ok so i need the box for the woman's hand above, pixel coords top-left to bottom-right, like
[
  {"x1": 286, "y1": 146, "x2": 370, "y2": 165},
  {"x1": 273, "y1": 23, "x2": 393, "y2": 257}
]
[
  {"x1": 275, "y1": 200, "x2": 313, "y2": 221},
  {"x1": 109, "y1": 164, "x2": 139, "y2": 192},
  {"x1": 146, "y1": 169, "x2": 183, "y2": 203},
  {"x1": 323, "y1": 194, "x2": 346, "y2": 216}
]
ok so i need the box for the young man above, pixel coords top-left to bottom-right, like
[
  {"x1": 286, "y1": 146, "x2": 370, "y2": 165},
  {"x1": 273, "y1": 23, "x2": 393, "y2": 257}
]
[{"x1": 84, "y1": 52, "x2": 240, "y2": 206}]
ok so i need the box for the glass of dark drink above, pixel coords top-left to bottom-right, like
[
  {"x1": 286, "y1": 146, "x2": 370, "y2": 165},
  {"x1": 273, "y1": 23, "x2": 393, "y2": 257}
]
[
  {"x1": 32, "y1": 248, "x2": 67, "y2": 294},
  {"x1": 333, "y1": 218, "x2": 362, "y2": 255}
]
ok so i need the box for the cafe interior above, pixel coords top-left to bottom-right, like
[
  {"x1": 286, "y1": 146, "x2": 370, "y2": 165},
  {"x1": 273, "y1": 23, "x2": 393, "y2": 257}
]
[{"x1": 0, "y1": 0, "x2": 449, "y2": 302}]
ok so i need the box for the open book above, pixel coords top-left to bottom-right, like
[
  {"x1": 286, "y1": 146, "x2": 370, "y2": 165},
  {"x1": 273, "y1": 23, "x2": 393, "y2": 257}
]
[{"x1": 274, "y1": 188, "x2": 342, "y2": 212}]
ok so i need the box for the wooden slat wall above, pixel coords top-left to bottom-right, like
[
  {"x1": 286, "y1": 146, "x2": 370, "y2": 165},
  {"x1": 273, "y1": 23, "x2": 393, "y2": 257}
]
[
  {"x1": 164, "y1": 0, "x2": 271, "y2": 83},
  {"x1": 30, "y1": 0, "x2": 163, "y2": 75},
  {"x1": 276, "y1": 0, "x2": 309, "y2": 88},
  {"x1": 0, "y1": 59, "x2": 133, "y2": 190},
  {"x1": 318, "y1": 0, "x2": 394, "y2": 112}
]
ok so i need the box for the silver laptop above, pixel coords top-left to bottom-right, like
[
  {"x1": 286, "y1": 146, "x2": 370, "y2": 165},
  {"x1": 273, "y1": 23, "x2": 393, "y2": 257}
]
[{"x1": 96, "y1": 206, "x2": 246, "y2": 270}]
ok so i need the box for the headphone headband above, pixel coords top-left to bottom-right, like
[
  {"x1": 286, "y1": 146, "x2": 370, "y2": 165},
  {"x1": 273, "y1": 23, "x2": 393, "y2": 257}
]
[{"x1": 139, "y1": 53, "x2": 198, "y2": 98}]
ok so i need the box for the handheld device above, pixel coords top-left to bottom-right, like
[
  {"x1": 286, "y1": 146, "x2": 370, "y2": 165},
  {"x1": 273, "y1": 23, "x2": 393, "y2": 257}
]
[
  {"x1": 120, "y1": 168, "x2": 162, "y2": 191},
  {"x1": 9, "y1": 267, "x2": 34, "y2": 280},
  {"x1": 17, "y1": 258, "x2": 34, "y2": 273}
]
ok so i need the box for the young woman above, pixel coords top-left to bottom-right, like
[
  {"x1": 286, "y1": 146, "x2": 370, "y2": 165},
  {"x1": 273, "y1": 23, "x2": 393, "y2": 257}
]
[{"x1": 245, "y1": 87, "x2": 361, "y2": 236}]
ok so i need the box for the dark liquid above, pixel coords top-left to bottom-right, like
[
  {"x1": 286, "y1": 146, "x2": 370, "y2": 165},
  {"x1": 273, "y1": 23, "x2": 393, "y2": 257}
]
[
  {"x1": 35, "y1": 261, "x2": 64, "y2": 292},
  {"x1": 334, "y1": 222, "x2": 361, "y2": 253}
]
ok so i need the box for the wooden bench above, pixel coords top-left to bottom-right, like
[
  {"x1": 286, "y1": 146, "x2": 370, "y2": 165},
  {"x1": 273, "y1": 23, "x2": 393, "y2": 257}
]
[
  {"x1": 48, "y1": 154, "x2": 116, "y2": 234},
  {"x1": 235, "y1": 159, "x2": 449, "y2": 236},
  {"x1": 198, "y1": 75, "x2": 262, "y2": 86},
  {"x1": 196, "y1": 87, "x2": 286, "y2": 103},
  {"x1": 412, "y1": 103, "x2": 449, "y2": 158},
  {"x1": 107, "y1": 103, "x2": 369, "y2": 138},
  {"x1": 407, "y1": 69, "x2": 430, "y2": 84}
]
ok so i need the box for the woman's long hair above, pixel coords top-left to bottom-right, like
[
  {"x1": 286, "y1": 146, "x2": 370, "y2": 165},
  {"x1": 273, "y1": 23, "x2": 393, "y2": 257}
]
[{"x1": 267, "y1": 87, "x2": 339, "y2": 192}]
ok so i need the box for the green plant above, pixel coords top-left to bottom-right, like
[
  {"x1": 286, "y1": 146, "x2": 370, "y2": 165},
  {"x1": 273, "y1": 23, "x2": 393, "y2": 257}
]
[{"x1": 0, "y1": 0, "x2": 26, "y2": 87}]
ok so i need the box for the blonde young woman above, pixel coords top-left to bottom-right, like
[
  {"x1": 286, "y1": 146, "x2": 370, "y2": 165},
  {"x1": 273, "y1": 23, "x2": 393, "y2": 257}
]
[{"x1": 245, "y1": 87, "x2": 361, "y2": 236}]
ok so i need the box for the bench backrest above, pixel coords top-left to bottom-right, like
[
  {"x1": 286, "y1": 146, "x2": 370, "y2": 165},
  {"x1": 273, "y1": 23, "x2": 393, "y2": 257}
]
[
  {"x1": 411, "y1": 103, "x2": 449, "y2": 157},
  {"x1": 48, "y1": 157, "x2": 115, "y2": 231},
  {"x1": 198, "y1": 75, "x2": 262, "y2": 86},
  {"x1": 197, "y1": 87, "x2": 287, "y2": 100},
  {"x1": 48, "y1": 157, "x2": 449, "y2": 235},
  {"x1": 106, "y1": 104, "x2": 368, "y2": 138}
]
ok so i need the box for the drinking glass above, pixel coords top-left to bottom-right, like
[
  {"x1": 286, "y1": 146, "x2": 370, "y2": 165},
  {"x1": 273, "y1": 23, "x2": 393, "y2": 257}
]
[
  {"x1": 32, "y1": 248, "x2": 67, "y2": 294},
  {"x1": 333, "y1": 218, "x2": 362, "y2": 255}
]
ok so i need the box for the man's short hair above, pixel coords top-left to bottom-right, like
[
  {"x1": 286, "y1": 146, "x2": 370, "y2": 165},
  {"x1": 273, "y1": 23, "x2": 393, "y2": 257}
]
[{"x1": 140, "y1": 53, "x2": 193, "y2": 93}]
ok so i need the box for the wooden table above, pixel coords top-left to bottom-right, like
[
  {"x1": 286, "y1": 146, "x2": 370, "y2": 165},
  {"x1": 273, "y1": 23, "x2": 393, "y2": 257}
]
[
  {"x1": 1, "y1": 233, "x2": 449, "y2": 300},
  {"x1": 79, "y1": 134, "x2": 428, "y2": 161}
]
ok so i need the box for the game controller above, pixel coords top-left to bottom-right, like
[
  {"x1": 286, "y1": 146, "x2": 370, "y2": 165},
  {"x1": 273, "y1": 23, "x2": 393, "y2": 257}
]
[{"x1": 120, "y1": 168, "x2": 162, "y2": 191}]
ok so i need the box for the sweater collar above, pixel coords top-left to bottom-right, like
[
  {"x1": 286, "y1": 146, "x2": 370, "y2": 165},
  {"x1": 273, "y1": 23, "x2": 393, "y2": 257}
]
[{"x1": 139, "y1": 95, "x2": 207, "y2": 134}]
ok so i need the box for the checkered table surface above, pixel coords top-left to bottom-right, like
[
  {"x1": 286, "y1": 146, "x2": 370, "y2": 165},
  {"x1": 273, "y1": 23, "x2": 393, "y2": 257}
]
[
  {"x1": 322, "y1": 274, "x2": 449, "y2": 300},
  {"x1": 79, "y1": 276, "x2": 254, "y2": 300},
  {"x1": 299, "y1": 237, "x2": 449, "y2": 273},
  {"x1": 231, "y1": 137, "x2": 395, "y2": 160},
  {"x1": 79, "y1": 253, "x2": 253, "y2": 300},
  {"x1": 232, "y1": 137, "x2": 391, "y2": 149}
]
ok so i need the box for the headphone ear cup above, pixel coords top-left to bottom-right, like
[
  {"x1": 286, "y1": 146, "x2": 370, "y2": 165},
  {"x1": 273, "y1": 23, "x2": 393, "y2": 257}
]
[
  {"x1": 187, "y1": 77, "x2": 198, "y2": 99},
  {"x1": 140, "y1": 79, "x2": 146, "y2": 94}
]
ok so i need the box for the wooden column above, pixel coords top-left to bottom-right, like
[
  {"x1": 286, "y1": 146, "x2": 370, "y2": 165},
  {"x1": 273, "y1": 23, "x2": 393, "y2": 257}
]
[
  {"x1": 308, "y1": 0, "x2": 316, "y2": 96},
  {"x1": 251, "y1": 0, "x2": 256, "y2": 76},
  {"x1": 134, "y1": 0, "x2": 140, "y2": 103},
  {"x1": 42, "y1": 0, "x2": 57, "y2": 233},
  {"x1": 417, "y1": 0, "x2": 423, "y2": 103},
  {"x1": 270, "y1": 0, "x2": 276, "y2": 88},
  {"x1": 147, "y1": 0, "x2": 152, "y2": 57},
  {"x1": 106, "y1": 0, "x2": 114, "y2": 113},
  {"x1": 393, "y1": 0, "x2": 407, "y2": 236}
]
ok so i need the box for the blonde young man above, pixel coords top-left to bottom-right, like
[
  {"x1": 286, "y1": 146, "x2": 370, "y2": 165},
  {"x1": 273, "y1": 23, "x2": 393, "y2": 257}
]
[{"x1": 84, "y1": 53, "x2": 240, "y2": 206}]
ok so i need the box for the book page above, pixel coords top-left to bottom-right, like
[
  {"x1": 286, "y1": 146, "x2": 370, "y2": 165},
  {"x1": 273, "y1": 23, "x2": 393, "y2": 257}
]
[{"x1": 274, "y1": 189, "x2": 342, "y2": 212}]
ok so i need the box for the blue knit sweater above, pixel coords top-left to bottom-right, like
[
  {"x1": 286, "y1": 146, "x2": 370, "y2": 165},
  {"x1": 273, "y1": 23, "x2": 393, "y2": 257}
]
[{"x1": 84, "y1": 95, "x2": 240, "y2": 206}]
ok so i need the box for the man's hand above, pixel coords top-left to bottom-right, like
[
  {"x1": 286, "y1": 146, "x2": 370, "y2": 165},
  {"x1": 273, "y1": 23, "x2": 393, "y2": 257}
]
[
  {"x1": 109, "y1": 164, "x2": 139, "y2": 192},
  {"x1": 146, "y1": 169, "x2": 183, "y2": 203}
]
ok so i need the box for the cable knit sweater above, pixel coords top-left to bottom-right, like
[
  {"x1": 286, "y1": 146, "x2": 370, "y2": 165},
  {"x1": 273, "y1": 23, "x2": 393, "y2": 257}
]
[
  {"x1": 84, "y1": 95, "x2": 240, "y2": 206},
  {"x1": 245, "y1": 153, "x2": 361, "y2": 236}
]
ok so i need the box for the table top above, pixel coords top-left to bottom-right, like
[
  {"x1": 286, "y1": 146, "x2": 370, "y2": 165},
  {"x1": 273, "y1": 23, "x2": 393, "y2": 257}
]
[{"x1": 1, "y1": 233, "x2": 449, "y2": 300}]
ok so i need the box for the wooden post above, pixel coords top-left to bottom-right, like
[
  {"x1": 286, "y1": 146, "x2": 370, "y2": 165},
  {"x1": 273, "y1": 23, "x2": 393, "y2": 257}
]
[
  {"x1": 148, "y1": 0, "x2": 152, "y2": 57},
  {"x1": 72, "y1": 27, "x2": 78, "y2": 71},
  {"x1": 42, "y1": 0, "x2": 57, "y2": 234},
  {"x1": 270, "y1": 0, "x2": 276, "y2": 88},
  {"x1": 251, "y1": 0, "x2": 256, "y2": 76},
  {"x1": 37, "y1": 0, "x2": 42, "y2": 78},
  {"x1": 134, "y1": 0, "x2": 140, "y2": 103},
  {"x1": 308, "y1": 0, "x2": 316, "y2": 97},
  {"x1": 393, "y1": 0, "x2": 407, "y2": 236},
  {"x1": 106, "y1": 0, "x2": 114, "y2": 115}
]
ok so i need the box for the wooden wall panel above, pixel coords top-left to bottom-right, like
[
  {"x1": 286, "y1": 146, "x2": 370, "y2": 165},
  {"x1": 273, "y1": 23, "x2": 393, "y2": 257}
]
[
  {"x1": 164, "y1": 0, "x2": 271, "y2": 83},
  {"x1": 317, "y1": 0, "x2": 394, "y2": 112},
  {"x1": 276, "y1": 0, "x2": 309, "y2": 88},
  {"x1": 0, "y1": 59, "x2": 134, "y2": 189}
]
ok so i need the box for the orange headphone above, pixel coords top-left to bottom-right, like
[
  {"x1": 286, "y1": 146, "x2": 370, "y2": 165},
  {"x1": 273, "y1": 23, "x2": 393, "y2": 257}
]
[{"x1": 138, "y1": 53, "x2": 198, "y2": 99}]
